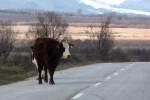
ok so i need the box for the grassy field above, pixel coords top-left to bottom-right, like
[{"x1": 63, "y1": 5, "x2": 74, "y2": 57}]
[
  {"x1": 15, "y1": 25, "x2": 150, "y2": 40},
  {"x1": 68, "y1": 27, "x2": 150, "y2": 40},
  {"x1": 14, "y1": 25, "x2": 150, "y2": 49},
  {"x1": 0, "y1": 66, "x2": 36, "y2": 85}
]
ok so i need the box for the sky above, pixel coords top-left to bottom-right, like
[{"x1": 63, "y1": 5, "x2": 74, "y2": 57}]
[
  {"x1": 80, "y1": 0, "x2": 150, "y2": 15},
  {"x1": 0, "y1": 0, "x2": 150, "y2": 16}
]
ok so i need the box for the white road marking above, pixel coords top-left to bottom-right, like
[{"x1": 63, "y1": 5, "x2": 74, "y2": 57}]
[
  {"x1": 114, "y1": 73, "x2": 119, "y2": 76},
  {"x1": 121, "y1": 68, "x2": 125, "y2": 71},
  {"x1": 94, "y1": 82, "x2": 101, "y2": 86},
  {"x1": 130, "y1": 63, "x2": 135, "y2": 66},
  {"x1": 106, "y1": 77, "x2": 111, "y2": 80},
  {"x1": 73, "y1": 93, "x2": 84, "y2": 99}
]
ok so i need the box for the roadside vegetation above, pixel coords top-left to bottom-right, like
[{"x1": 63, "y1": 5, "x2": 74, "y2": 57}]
[{"x1": 0, "y1": 66, "x2": 36, "y2": 85}]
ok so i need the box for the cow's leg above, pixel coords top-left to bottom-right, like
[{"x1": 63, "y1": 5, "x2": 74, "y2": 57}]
[
  {"x1": 48, "y1": 65, "x2": 57, "y2": 85},
  {"x1": 44, "y1": 66, "x2": 48, "y2": 83},
  {"x1": 48, "y1": 66, "x2": 55, "y2": 85},
  {"x1": 33, "y1": 60, "x2": 39, "y2": 80},
  {"x1": 52, "y1": 66, "x2": 57, "y2": 84},
  {"x1": 38, "y1": 64, "x2": 43, "y2": 84},
  {"x1": 36, "y1": 67, "x2": 39, "y2": 80},
  {"x1": 49, "y1": 69, "x2": 54, "y2": 85},
  {"x1": 41, "y1": 69, "x2": 45, "y2": 79}
]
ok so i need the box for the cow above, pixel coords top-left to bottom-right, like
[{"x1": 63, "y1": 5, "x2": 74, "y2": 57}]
[
  {"x1": 32, "y1": 38, "x2": 74, "y2": 84},
  {"x1": 31, "y1": 46, "x2": 45, "y2": 80}
]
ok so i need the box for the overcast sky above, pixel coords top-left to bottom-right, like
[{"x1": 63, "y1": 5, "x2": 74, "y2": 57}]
[
  {"x1": 0, "y1": 0, "x2": 150, "y2": 15},
  {"x1": 80, "y1": 0, "x2": 150, "y2": 15}
]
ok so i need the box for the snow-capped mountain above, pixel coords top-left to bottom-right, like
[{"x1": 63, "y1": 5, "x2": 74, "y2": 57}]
[{"x1": 0, "y1": 0, "x2": 150, "y2": 16}]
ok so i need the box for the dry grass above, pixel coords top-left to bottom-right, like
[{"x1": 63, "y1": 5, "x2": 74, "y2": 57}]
[
  {"x1": 0, "y1": 66, "x2": 36, "y2": 85},
  {"x1": 13, "y1": 25, "x2": 150, "y2": 49},
  {"x1": 67, "y1": 27, "x2": 150, "y2": 40},
  {"x1": 14, "y1": 25, "x2": 150, "y2": 40},
  {"x1": 112, "y1": 28, "x2": 150, "y2": 40}
]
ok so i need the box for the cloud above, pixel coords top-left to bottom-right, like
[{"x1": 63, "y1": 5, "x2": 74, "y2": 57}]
[
  {"x1": 80, "y1": 0, "x2": 150, "y2": 15},
  {"x1": 95, "y1": 0, "x2": 125, "y2": 6}
]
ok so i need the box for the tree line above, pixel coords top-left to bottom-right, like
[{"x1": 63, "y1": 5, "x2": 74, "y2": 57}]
[{"x1": 0, "y1": 9, "x2": 150, "y2": 28}]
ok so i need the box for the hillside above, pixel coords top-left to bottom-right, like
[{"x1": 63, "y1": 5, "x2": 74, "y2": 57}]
[{"x1": 0, "y1": 9, "x2": 150, "y2": 28}]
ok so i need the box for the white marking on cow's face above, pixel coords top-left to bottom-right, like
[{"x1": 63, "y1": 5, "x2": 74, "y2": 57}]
[{"x1": 62, "y1": 40, "x2": 71, "y2": 58}]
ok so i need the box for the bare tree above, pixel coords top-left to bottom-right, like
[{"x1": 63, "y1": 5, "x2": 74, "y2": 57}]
[
  {"x1": 86, "y1": 16, "x2": 114, "y2": 59},
  {"x1": 0, "y1": 20, "x2": 15, "y2": 60},
  {"x1": 27, "y1": 12, "x2": 68, "y2": 42}
]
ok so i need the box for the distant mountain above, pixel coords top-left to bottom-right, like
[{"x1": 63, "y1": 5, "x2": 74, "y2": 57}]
[
  {"x1": 0, "y1": 0, "x2": 150, "y2": 16},
  {"x1": 117, "y1": 0, "x2": 150, "y2": 12}
]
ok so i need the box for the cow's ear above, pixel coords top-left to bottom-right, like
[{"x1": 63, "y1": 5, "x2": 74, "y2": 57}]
[
  {"x1": 56, "y1": 43, "x2": 60, "y2": 49},
  {"x1": 69, "y1": 44, "x2": 74, "y2": 49}
]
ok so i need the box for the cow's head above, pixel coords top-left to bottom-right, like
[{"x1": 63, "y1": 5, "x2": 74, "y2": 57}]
[{"x1": 56, "y1": 40, "x2": 74, "y2": 58}]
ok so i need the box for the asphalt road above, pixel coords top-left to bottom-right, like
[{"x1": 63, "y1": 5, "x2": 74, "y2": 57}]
[{"x1": 0, "y1": 62, "x2": 150, "y2": 100}]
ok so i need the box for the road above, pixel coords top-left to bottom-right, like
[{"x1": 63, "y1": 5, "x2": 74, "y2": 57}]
[{"x1": 0, "y1": 62, "x2": 150, "y2": 100}]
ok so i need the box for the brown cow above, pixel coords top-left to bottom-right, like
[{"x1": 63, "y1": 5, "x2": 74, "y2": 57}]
[{"x1": 32, "y1": 38, "x2": 74, "y2": 84}]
